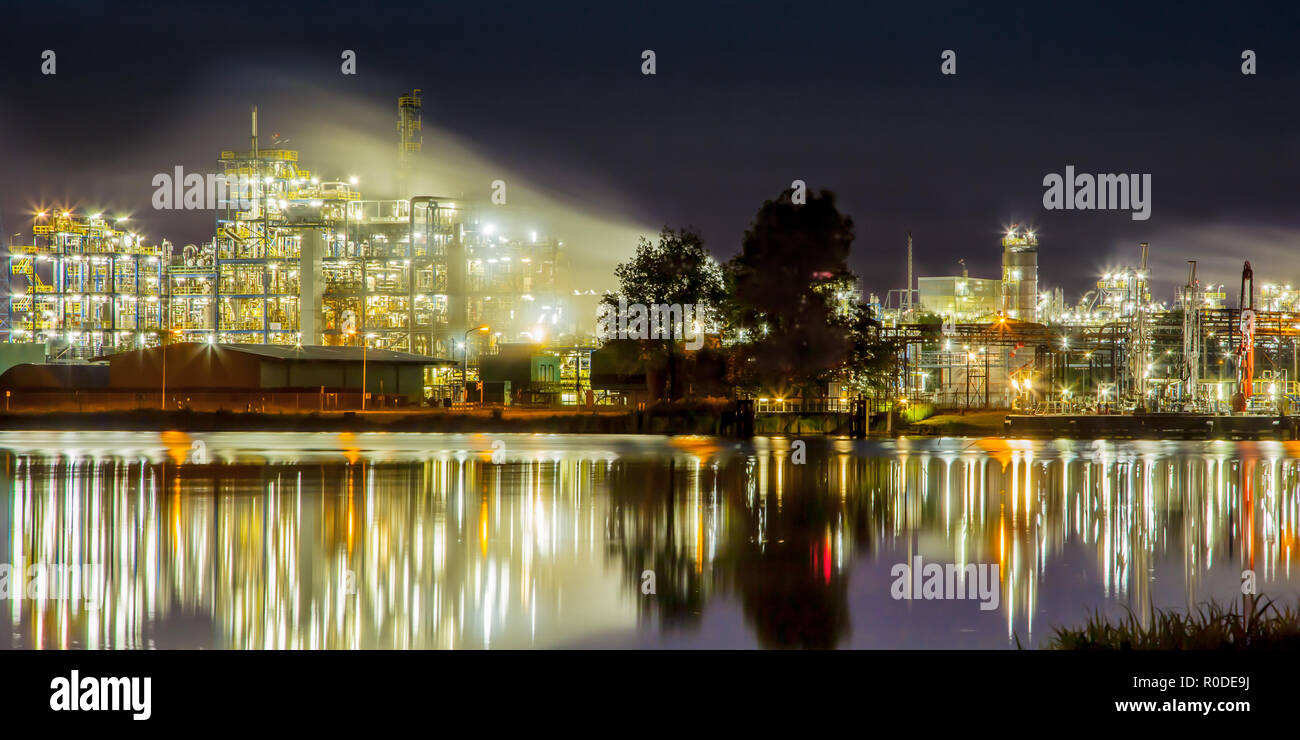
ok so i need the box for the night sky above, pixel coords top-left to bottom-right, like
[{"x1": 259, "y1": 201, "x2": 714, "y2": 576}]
[{"x1": 2, "y1": 0, "x2": 1299, "y2": 302}]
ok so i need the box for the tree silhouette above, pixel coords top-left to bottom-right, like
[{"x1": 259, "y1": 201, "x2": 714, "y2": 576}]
[
  {"x1": 605, "y1": 227, "x2": 726, "y2": 399},
  {"x1": 726, "y1": 188, "x2": 862, "y2": 396}
]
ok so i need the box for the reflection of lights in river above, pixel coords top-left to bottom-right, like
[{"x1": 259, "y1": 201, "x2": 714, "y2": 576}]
[{"x1": 0, "y1": 433, "x2": 1298, "y2": 649}]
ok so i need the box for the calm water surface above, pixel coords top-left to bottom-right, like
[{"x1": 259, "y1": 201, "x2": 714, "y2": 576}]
[{"x1": 1, "y1": 432, "x2": 1297, "y2": 649}]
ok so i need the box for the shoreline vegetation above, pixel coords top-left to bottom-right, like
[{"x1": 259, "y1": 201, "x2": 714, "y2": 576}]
[{"x1": 1046, "y1": 598, "x2": 1300, "y2": 650}]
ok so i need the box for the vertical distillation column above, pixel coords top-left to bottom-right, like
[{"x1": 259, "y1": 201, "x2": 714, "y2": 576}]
[
  {"x1": 397, "y1": 90, "x2": 422, "y2": 199},
  {"x1": 1182, "y1": 260, "x2": 1202, "y2": 406},
  {"x1": 905, "y1": 231, "x2": 913, "y2": 316},
  {"x1": 59, "y1": 232, "x2": 69, "y2": 339},
  {"x1": 409, "y1": 203, "x2": 422, "y2": 351},
  {"x1": 1234, "y1": 261, "x2": 1256, "y2": 412},
  {"x1": 300, "y1": 230, "x2": 324, "y2": 344},
  {"x1": 132, "y1": 252, "x2": 141, "y2": 343},
  {"x1": 1128, "y1": 242, "x2": 1150, "y2": 407},
  {"x1": 109, "y1": 253, "x2": 117, "y2": 350},
  {"x1": 448, "y1": 216, "x2": 466, "y2": 352},
  {"x1": 261, "y1": 238, "x2": 270, "y2": 344},
  {"x1": 1000, "y1": 226, "x2": 1038, "y2": 322},
  {"x1": 242, "y1": 106, "x2": 257, "y2": 343}
]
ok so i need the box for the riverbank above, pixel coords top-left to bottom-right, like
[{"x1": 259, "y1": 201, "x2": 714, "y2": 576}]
[
  {"x1": 0, "y1": 406, "x2": 1013, "y2": 437},
  {"x1": 38, "y1": 407, "x2": 1292, "y2": 441},
  {"x1": 0, "y1": 406, "x2": 740, "y2": 435},
  {"x1": 1005, "y1": 412, "x2": 1298, "y2": 440}
]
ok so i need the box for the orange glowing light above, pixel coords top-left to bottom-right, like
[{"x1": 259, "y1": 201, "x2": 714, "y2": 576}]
[{"x1": 161, "y1": 430, "x2": 191, "y2": 465}]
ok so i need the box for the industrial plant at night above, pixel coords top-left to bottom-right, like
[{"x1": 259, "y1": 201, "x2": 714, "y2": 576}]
[
  {"x1": 867, "y1": 223, "x2": 1300, "y2": 437},
  {"x1": 5, "y1": 6, "x2": 1300, "y2": 717},
  {"x1": 1, "y1": 92, "x2": 594, "y2": 407}
]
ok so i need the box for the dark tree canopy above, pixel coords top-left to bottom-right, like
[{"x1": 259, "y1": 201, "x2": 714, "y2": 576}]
[
  {"x1": 604, "y1": 227, "x2": 726, "y2": 399},
  {"x1": 606, "y1": 227, "x2": 726, "y2": 322},
  {"x1": 726, "y1": 188, "x2": 861, "y2": 395},
  {"x1": 603, "y1": 193, "x2": 893, "y2": 401}
]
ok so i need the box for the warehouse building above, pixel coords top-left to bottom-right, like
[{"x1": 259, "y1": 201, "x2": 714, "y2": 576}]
[
  {"x1": 479, "y1": 343, "x2": 563, "y2": 405},
  {"x1": 0, "y1": 362, "x2": 108, "y2": 390},
  {"x1": 917, "y1": 276, "x2": 1002, "y2": 320},
  {"x1": 96, "y1": 343, "x2": 454, "y2": 404}
]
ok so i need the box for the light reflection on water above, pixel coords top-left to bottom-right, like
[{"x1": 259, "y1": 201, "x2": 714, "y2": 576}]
[{"x1": 0, "y1": 432, "x2": 1297, "y2": 649}]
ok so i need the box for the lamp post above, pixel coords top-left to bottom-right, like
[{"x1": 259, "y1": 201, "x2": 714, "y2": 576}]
[
  {"x1": 349, "y1": 328, "x2": 377, "y2": 410},
  {"x1": 462, "y1": 325, "x2": 489, "y2": 403}
]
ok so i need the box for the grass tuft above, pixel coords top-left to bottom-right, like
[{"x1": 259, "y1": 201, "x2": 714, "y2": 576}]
[{"x1": 1048, "y1": 597, "x2": 1300, "y2": 650}]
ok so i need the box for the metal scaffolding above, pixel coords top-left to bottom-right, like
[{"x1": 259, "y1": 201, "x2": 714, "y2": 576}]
[{"x1": 7, "y1": 211, "x2": 169, "y2": 358}]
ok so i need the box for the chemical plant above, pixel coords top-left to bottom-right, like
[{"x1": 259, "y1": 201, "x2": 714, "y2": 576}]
[
  {"x1": 877, "y1": 225, "x2": 1300, "y2": 426},
  {"x1": 5, "y1": 91, "x2": 567, "y2": 359},
  {"x1": 0, "y1": 91, "x2": 597, "y2": 406},
  {"x1": 7, "y1": 94, "x2": 1300, "y2": 425}
]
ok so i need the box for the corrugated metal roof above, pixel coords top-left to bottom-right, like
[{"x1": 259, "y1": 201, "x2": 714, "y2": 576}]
[{"x1": 95, "y1": 343, "x2": 456, "y2": 365}]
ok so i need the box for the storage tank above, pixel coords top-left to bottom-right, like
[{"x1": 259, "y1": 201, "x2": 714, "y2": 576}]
[{"x1": 1001, "y1": 226, "x2": 1038, "y2": 322}]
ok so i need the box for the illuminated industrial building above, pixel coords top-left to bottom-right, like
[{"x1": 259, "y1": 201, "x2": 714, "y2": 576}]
[
  {"x1": 881, "y1": 227, "x2": 1046, "y2": 326},
  {"x1": 879, "y1": 235, "x2": 1300, "y2": 415},
  {"x1": 6, "y1": 211, "x2": 169, "y2": 358},
  {"x1": 917, "y1": 275, "x2": 1001, "y2": 321},
  {"x1": 4, "y1": 96, "x2": 569, "y2": 369}
]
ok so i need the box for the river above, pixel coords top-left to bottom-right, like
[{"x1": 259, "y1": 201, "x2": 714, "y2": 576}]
[{"x1": 0, "y1": 432, "x2": 1294, "y2": 649}]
